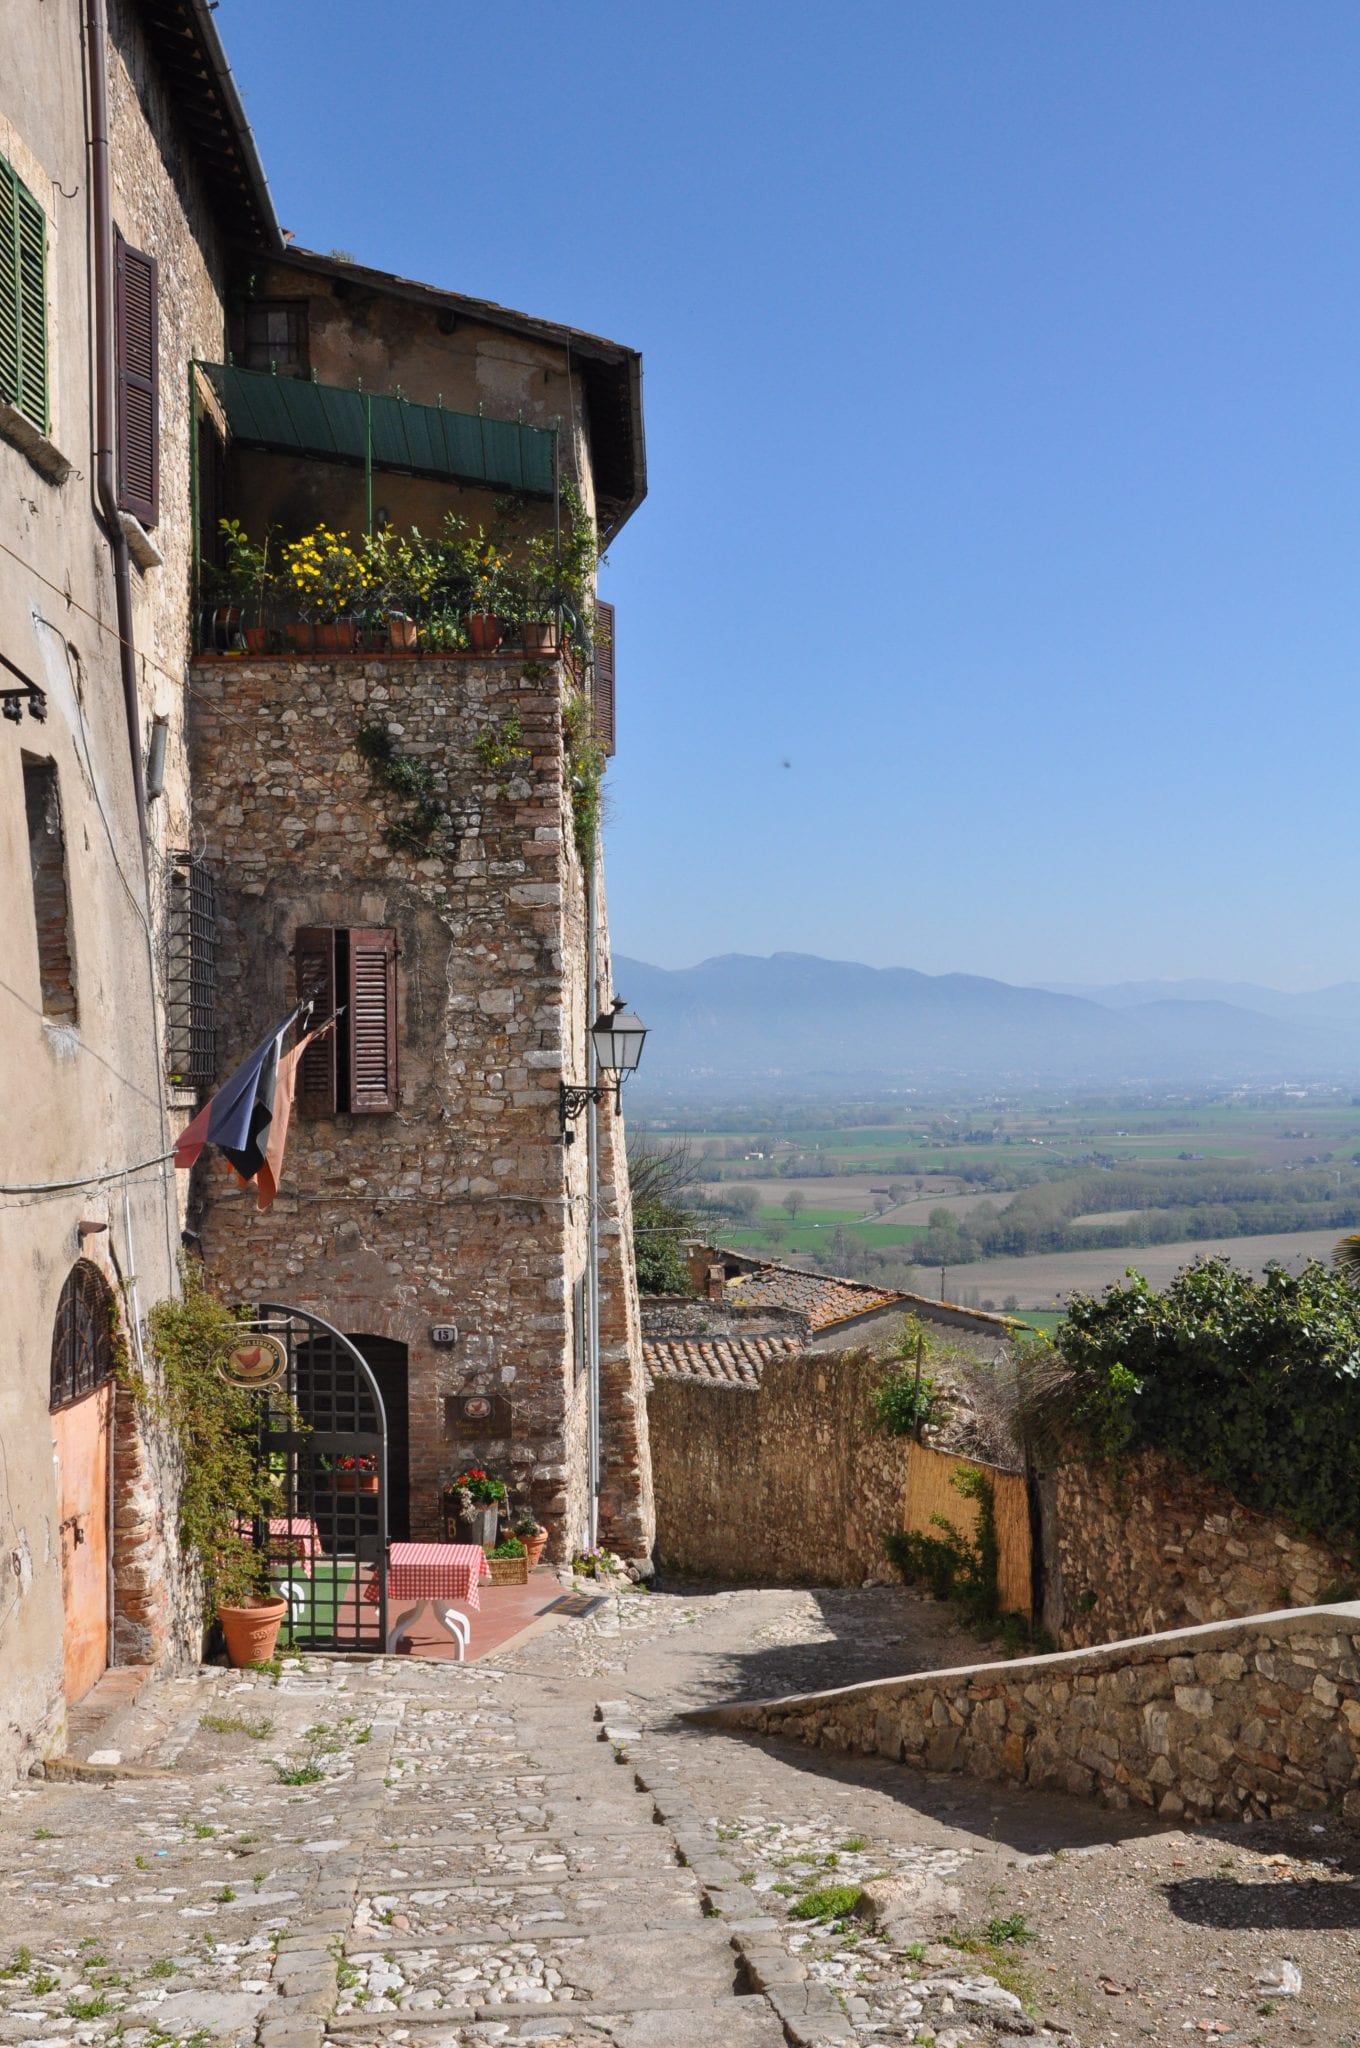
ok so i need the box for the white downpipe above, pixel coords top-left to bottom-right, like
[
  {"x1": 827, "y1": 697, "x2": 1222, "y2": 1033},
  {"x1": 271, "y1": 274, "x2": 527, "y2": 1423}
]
[{"x1": 586, "y1": 832, "x2": 601, "y2": 1552}]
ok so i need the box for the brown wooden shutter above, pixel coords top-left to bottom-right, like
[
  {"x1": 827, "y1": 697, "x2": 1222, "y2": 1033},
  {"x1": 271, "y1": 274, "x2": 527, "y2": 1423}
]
[
  {"x1": 115, "y1": 234, "x2": 158, "y2": 525},
  {"x1": 348, "y1": 927, "x2": 397, "y2": 1113},
  {"x1": 293, "y1": 927, "x2": 337, "y2": 1116},
  {"x1": 592, "y1": 599, "x2": 616, "y2": 757}
]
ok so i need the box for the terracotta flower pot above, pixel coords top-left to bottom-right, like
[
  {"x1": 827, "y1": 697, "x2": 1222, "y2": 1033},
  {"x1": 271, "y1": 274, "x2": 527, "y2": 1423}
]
[
  {"x1": 334, "y1": 1470, "x2": 379, "y2": 1494},
  {"x1": 521, "y1": 621, "x2": 560, "y2": 657},
  {"x1": 387, "y1": 616, "x2": 418, "y2": 652},
  {"x1": 286, "y1": 622, "x2": 314, "y2": 652},
  {"x1": 465, "y1": 612, "x2": 503, "y2": 654},
  {"x1": 243, "y1": 625, "x2": 269, "y2": 654},
  {"x1": 218, "y1": 1596, "x2": 289, "y2": 1668},
  {"x1": 521, "y1": 1532, "x2": 548, "y2": 1569},
  {"x1": 313, "y1": 620, "x2": 359, "y2": 654}
]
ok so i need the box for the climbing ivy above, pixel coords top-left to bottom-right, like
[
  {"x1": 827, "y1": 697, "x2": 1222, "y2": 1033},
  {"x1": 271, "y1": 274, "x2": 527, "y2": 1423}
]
[
  {"x1": 123, "y1": 1266, "x2": 275, "y2": 1609},
  {"x1": 355, "y1": 721, "x2": 452, "y2": 855},
  {"x1": 473, "y1": 710, "x2": 531, "y2": 795},
  {"x1": 562, "y1": 687, "x2": 606, "y2": 864}
]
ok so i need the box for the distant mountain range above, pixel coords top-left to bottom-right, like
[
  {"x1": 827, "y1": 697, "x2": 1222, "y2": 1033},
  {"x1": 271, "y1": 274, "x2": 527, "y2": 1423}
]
[{"x1": 613, "y1": 953, "x2": 1360, "y2": 1099}]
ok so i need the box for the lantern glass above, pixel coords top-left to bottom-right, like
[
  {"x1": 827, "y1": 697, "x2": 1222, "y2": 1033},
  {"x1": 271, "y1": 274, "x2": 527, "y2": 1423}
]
[{"x1": 591, "y1": 1001, "x2": 648, "y2": 1076}]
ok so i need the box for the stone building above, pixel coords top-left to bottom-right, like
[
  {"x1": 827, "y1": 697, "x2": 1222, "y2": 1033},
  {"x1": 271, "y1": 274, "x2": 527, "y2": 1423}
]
[
  {"x1": 0, "y1": 0, "x2": 280, "y2": 1774},
  {"x1": 189, "y1": 260, "x2": 654, "y2": 1564}
]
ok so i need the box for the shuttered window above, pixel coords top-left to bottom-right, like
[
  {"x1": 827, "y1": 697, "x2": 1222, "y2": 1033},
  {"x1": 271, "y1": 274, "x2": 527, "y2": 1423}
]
[
  {"x1": 115, "y1": 233, "x2": 158, "y2": 525},
  {"x1": 293, "y1": 925, "x2": 398, "y2": 1116},
  {"x1": 592, "y1": 598, "x2": 616, "y2": 757},
  {"x1": 349, "y1": 928, "x2": 398, "y2": 1112},
  {"x1": 294, "y1": 926, "x2": 339, "y2": 1116},
  {"x1": 0, "y1": 156, "x2": 49, "y2": 433}
]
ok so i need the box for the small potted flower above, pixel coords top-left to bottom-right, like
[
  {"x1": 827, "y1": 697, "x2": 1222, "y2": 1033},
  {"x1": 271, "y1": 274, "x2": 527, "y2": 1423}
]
[
  {"x1": 512, "y1": 1515, "x2": 549, "y2": 1568},
  {"x1": 458, "y1": 530, "x2": 511, "y2": 654},
  {"x1": 332, "y1": 1453, "x2": 379, "y2": 1495},
  {"x1": 443, "y1": 1467, "x2": 507, "y2": 1549}
]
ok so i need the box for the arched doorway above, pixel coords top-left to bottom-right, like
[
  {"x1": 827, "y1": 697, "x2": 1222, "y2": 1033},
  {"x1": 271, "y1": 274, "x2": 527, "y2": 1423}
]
[
  {"x1": 49, "y1": 1262, "x2": 116, "y2": 1703},
  {"x1": 236, "y1": 1304, "x2": 389, "y2": 1651}
]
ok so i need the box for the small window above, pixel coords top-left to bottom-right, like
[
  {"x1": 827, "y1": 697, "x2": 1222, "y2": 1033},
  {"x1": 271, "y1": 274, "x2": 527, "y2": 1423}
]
[
  {"x1": 165, "y1": 855, "x2": 217, "y2": 1087},
  {"x1": 240, "y1": 299, "x2": 309, "y2": 376},
  {"x1": 50, "y1": 1261, "x2": 115, "y2": 1411},
  {"x1": 23, "y1": 755, "x2": 77, "y2": 1022},
  {"x1": 116, "y1": 233, "x2": 159, "y2": 524},
  {"x1": 293, "y1": 926, "x2": 397, "y2": 1115},
  {"x1": 0, "y1": 154, "x2": 49, "y2": 432}
]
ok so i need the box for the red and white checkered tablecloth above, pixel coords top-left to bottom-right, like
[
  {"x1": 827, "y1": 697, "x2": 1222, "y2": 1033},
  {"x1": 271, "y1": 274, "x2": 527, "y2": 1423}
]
[
  {"x1": 362, "y1": 1542, "x2": 491, "y2": 1611},
  {"x1": 234, "y1": 1516, "x2": 323, "y2": 1576}
]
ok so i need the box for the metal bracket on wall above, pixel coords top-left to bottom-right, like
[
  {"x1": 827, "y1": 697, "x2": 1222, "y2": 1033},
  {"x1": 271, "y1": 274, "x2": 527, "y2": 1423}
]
[
  {"x1": 1, "y1": 651, "x2": 46, "y2": 724},
  {"x1": 559, "y1": 1079, "x2": 620, "y2": 1144}
]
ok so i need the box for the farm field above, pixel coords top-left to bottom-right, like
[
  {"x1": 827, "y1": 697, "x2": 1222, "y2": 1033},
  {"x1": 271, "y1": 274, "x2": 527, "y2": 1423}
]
[
  {"x1": 945, "y1": 1226, "x2": 1346, "y2": 1311},
  {"x1": 699, "y1": 1176, "x2": 995, "y2": 1220}
]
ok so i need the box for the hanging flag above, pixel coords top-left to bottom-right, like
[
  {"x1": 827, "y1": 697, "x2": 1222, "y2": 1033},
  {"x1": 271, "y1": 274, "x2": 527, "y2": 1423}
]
[
  {"x1": 254, "y1": 1016, "x2": 337, "y2": 1211},
  {"x1": 174, "y1": 1007, "x2": 301, "y2": 1179}
]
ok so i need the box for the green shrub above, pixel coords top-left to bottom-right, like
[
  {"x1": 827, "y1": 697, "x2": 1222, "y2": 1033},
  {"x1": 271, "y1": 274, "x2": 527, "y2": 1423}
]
[{"x1": 1058, "y1": 1258, "x2": 1360, "y2": 1556}]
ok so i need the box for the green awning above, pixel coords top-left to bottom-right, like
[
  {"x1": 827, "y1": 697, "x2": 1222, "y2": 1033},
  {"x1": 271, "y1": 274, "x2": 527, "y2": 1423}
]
[{"x1": 201, "y1": 362, "x2": 555, "y2": 495}]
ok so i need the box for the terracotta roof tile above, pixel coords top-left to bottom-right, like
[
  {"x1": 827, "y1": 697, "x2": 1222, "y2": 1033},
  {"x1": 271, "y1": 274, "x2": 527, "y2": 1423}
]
[
  {"x1": 720, "y1": 1257, "x2": 904, "y2": 1331},
  {"x1": 642, "y1": 1333, "x2": 803, "y2": 1390}
]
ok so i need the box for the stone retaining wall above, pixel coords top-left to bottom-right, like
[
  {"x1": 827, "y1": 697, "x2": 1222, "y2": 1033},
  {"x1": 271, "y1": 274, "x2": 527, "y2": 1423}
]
[
  {"x1": 691, "y1": 1603, "x2": 1360, "y2": 1825},
  {"x1": 1052, "y1": 1449, "x2": 1356, "y2": 1649},
  {"x1": 649, "y1": 1350, "x2": 908, "y2": 1584}
]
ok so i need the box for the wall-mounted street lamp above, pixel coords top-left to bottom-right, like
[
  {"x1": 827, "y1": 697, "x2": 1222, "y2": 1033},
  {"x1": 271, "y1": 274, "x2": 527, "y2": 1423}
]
[{"x1": 560, "y1": 999, "x2": 648, "y2": 1142}]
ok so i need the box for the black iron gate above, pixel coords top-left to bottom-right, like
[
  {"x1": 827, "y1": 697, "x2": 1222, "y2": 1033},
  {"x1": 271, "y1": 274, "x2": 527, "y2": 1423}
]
[{"x1": 237, "y1": 1302, "x2": 388, "y2": 1651}]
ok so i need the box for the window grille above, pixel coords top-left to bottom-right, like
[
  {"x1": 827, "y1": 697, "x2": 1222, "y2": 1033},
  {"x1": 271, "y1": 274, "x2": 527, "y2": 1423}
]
[
  {"x1": 166, "y1": 855, "x2": 217, "y2": 1088},
  {"x1": 50, "y1": 1261, "x2": 114, "y2": 1411},
  {"x1": 0, "y1": 155, "x2": 48, "y2": 433}
]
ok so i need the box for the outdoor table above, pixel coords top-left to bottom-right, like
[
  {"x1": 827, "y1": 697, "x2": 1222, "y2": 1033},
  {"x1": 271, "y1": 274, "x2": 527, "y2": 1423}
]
[
  {"x1": 362, "y1": 1541, "x2": 492, "y2": 1655},
  {"x1": 234, "y1": 1515, "x2": 323, "y2": 1576}
]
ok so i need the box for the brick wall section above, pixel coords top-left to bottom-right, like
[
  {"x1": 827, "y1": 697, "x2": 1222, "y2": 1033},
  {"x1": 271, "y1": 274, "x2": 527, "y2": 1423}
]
[
  {"x1": 1053, "y1": 1449, "x2": 1355, "y2": 1650},
  {"x1": 649, "y1": 1349, "x2": 908, "y2": 1583},
  {"x1": 189, "y1": 654, "x2": 651, "y2": 1560},
  {"x1": 692, "y1": 1603, "x2": 1360, "y2": 1825}
]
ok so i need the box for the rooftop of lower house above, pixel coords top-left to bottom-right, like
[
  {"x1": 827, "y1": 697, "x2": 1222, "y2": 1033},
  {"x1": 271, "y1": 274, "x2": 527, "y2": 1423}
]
[{"x1": 642, "y1": 1331, "x2": 805, "y2": 1391}]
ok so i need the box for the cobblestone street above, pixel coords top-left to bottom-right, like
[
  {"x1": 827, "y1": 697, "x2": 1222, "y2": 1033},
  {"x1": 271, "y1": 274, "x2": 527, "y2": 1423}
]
[{"x1": 2, "y1": 1583, "x2": 1357, "y2": 2048}]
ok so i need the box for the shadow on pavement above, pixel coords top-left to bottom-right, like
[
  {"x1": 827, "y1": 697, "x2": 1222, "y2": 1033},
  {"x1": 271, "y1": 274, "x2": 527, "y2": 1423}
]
[{"x1": 1165, "y1": 1876, "x2": 1360, "y2": 1929}]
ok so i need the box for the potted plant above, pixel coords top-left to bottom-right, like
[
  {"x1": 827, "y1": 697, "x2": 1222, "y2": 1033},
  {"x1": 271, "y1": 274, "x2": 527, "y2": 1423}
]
[
  {"x1": 444, "y1": 1466, "x2": 507, "y2": 1548},
  {"x1": 510, "y1": 536, "x2": 564, "y2": 657},
  {"x1": 280, "y1": 525, "x2": 372, "y2": 652},
  {"x1": 458, "y1": 530, "x2": 510, "y2": 654},
  {"x1": 331, "y1": 1453, "x2": 379, "y2": 1495},
  {"x1": 362, "y1": 526, "x2": 439, "y2": 651},
  {"x1": 486, "y1": 1534, "x2": 528, "y2": 1585},
  {"x1": 215, "y1": 1545, "x2": 290, "y2": 1668},
  {"x1": 512, "y1": 1514, "x2": 549, "y2": 1568},
  {"x1": 201, "y1": 519, "x2": 276, "y2": 652}
]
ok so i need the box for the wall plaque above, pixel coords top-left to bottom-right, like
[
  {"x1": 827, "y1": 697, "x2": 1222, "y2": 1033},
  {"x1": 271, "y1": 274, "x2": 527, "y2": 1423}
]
[
  {"x1": 431, "y1": 1324, "x2": 458, "y2": 1346},
  {"x1": 445, "y1": 1392, "x2": 511, "y2": 1439}
]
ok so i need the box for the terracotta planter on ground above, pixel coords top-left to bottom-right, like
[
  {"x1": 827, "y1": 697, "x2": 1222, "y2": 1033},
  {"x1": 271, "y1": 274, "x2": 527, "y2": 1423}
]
[
  {"x1": 520, "y1": 1531, "x2": 548, "y2": 1569},
  {"x1": 218, "y1": 1596, "x2": 289, "y2": 1668},
  {"x1": 465, "y1": 612, "x2": 503, "y2": 654}
]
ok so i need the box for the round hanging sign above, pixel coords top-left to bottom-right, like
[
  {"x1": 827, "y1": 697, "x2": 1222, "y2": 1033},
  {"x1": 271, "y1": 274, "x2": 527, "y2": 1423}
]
[{"x1": 220, "y1": 1332, "x2": 289, "y2": 1389}]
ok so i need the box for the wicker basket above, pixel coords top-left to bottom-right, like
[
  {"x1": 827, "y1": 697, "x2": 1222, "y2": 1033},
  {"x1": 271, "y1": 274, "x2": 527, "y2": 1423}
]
[{"x1": 486, "y1": 1554, "x2": 528, "y2": 1586}]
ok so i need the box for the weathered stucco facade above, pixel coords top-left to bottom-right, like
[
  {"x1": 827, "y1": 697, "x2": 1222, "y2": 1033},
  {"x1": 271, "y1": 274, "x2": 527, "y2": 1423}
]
[
  {"x1": 189, "y1": 651, "x2": 652, "y2": 1559},
  {"x1": 0, "y1": 0, "x2": 271, "y2": 1777}
]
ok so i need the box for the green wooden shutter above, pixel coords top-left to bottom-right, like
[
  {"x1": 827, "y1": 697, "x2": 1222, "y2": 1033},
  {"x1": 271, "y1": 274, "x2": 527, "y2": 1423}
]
[{"x1": 0, "y1": 157, "x2": 49, "y2": 433}]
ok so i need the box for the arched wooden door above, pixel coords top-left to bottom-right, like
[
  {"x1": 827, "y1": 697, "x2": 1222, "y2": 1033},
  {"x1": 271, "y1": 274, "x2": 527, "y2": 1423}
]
[{"x1": 49, "y1": 1263, "x2": 115, "y2": 1703}]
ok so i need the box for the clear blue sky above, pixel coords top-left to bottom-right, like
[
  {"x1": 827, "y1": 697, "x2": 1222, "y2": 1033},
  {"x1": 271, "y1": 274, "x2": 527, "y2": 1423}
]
[{"x1": 219, "y1": 1, "x2": 1360, "y2": 991}]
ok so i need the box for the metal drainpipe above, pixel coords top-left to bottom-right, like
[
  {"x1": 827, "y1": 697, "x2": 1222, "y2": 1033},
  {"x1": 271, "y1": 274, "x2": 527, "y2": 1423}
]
[
  {"x1": 85, "y1": 0, "x2": 149, "y2": 876},
  {"x1": 586, "y1": 829, "x2": 601, "y2": 1552}
]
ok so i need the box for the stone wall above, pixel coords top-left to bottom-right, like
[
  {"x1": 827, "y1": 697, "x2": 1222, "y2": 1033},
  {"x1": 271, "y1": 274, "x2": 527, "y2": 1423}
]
[
  {"x1": 649, "y1": 1350, "x2": 908, "y2": 1584},
  {"x1": 1051, "y1": 1449, "x2": 1356, "y2": 1650},
  {"x1": 692, "y1": 1603, "x2": 1360, "y2": 1825},
  {"x1": 190, "y1": 652, "x2": 650, "y2": 1561}
]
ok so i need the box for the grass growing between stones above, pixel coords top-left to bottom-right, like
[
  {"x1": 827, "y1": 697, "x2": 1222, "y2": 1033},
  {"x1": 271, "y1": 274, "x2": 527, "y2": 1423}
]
[
  {"x1": 200, "y1": 1711, "x2": 274, "y2": 1739},
  {"x1": 945, "y1": 1912, "x2": 1038, "y2": 2010},
  {"x1": 789, "y1": 1884, "x2": 864, "y2": 1926}
]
